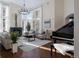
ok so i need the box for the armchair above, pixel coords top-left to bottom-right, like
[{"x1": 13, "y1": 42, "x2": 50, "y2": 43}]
[{"x1": 0, "y1": 32, "x2": 12, "y2": 50}]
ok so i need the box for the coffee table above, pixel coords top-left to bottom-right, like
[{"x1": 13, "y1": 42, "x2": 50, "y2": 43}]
[{"x1": 23, "y1": 34, "x2": 35, "y2": 42}]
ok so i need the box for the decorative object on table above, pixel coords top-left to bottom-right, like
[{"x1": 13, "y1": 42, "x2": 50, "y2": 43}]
[{"x1": 10, "y1": 32, "x2": 18, "y2": 54}]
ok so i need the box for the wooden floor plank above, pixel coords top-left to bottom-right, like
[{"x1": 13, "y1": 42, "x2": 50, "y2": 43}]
[{"x1": 0, "y1": 42, "x2": 71, "y2": 58}]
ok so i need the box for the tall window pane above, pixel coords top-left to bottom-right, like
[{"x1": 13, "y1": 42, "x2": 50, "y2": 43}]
[{"x1": 0, "y1": 3, "x2": 9, "y2": 32}]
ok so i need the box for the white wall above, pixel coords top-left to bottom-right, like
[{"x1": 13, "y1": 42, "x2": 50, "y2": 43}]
[
  {"x1": 42, "y1": 0, "x2": 55, "y2": 31},
  {"x1": 74, "y1": 0, "x2": 79, "y2": 58},
  {"x1": 0, "y1": 3, "x2": 3, "y2": 32},
  {"x1": 42, "y1": 0, "x2": 74, "y2": 31},
  {"x1": 42, "y1": 0, "x2": 64, "y2": 31},
  {"x1": 9, "y1": 4, "x2": 22, "y2": 27},
  {"x1": 64, "y1": 0, "x2": 74, "y2": 20},
  {"x1": 54, "y1": 0, "x2": 64, "y2": 30},
  {"x1": 0, "y1": 3, "x2": 10, "y2": 32},
  {"x1": 32, "y1": 7, "x2": 43, "y2": 33},
  {"x1": 0, "y1": 1, "x2": 22, "y2": 28},
  {"x1": 32, "y1": 0, "x2": 55, "y2": 33}
]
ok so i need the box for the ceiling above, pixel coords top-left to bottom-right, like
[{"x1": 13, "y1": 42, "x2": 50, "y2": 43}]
[{"x1": 0, "y1": 0, "x2": 50, "y2": 9}]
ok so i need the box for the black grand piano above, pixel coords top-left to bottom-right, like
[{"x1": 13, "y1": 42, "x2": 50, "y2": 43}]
[
  {"x1": 50, "y1": 14, "x2": 74, "y2": 57},
  {"x1": 52, "y1": 14, "x2": 74, "y2": 44}
]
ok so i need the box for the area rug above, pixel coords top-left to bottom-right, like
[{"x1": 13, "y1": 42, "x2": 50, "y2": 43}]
[{"x1": 18, "y1": 37, "x2": 51, "y2": 52}]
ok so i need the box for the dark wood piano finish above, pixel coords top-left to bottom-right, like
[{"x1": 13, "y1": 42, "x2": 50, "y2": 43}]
[{"x1": 51, "y1": 21, "x2": 74, "y2": 44}]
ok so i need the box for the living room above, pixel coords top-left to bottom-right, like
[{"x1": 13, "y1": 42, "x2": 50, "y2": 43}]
[{"x1": 0, "y1": 0, "x2": 77, "y2": 58}]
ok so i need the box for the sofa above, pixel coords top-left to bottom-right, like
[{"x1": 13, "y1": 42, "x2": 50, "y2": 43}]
[
  {"x1": 37, "y1": 30, "x2": 52, "y2": 40},
  {"x1": 0, "y1": 32, "x2": 12, "y2": 50}
]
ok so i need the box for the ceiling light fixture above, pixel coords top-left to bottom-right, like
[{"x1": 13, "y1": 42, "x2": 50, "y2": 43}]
[{"x1": 19, "y1": 0, "x2": 30, "y2": 15}]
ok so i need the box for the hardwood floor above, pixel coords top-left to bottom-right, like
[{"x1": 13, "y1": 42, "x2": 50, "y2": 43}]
[{"x1": 0, "y1": 42, "x2": 71, "y2": 58}]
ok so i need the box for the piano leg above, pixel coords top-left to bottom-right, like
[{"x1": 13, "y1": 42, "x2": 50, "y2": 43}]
[{"x1": 50, "y1": 45, "x2": 55, "y2": 57}]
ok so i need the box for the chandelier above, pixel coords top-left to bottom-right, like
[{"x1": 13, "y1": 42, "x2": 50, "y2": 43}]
[{"x1": 19, "y1": 0, "x2": 30, "y2": 15}]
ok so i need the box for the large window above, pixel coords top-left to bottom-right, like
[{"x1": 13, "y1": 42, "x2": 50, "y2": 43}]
[
  {"x1": 0, "y1": 3, "x2": 9, "y2": 32},
  {"x1": 21, "y1": 13, "x2": 33, "y2": 33}
]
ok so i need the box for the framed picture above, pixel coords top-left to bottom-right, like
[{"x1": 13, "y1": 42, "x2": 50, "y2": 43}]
[{"x1": 44, "y1": 18, "x2": 51, "y2": 28}]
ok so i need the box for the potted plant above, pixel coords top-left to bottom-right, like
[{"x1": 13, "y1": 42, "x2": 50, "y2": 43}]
[
  {"x1": 11, "y1": 32, "x2": 18, "y2": 54},
  {"x1": 26, "y1": 22, "x2": 31, "y2": 34},
  {"x1": 26, "y1": 22, "x2": 31, "y2": 41}
]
